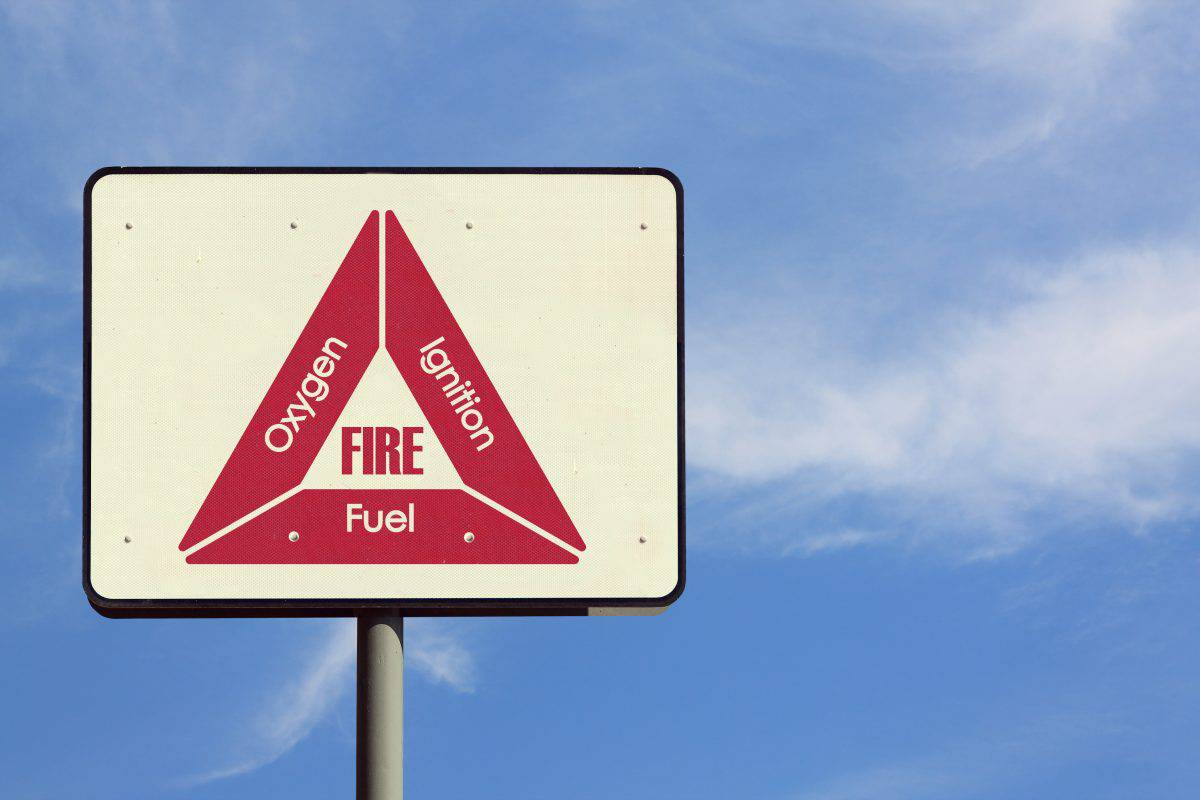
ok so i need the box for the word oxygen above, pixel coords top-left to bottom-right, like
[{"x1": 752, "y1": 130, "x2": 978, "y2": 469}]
[
  {"x1": 264, "y1": 337, "x2": 349, "y2": 453},
  {"x1": 419, "y1": 336, "x2": 494, "y2": 451}
]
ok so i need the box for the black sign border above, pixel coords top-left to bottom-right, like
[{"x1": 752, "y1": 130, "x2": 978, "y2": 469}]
[{"x1": 83, "y1": 166, "x2": 684, "y2": 618}]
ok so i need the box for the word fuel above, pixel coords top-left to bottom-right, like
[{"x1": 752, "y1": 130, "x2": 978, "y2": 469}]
[{"x1": 347, "y1": 502, "x2": 415, "y2": 533}]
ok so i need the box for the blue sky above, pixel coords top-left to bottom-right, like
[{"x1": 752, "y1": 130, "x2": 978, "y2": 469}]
[{"x1": 3, "y1": 1, "x2": 1200, "y2": 797}]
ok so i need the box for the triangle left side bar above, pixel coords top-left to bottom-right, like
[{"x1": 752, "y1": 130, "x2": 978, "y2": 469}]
[{"x1": 179, "y1": 211, "x2": 381, "y2": 551}]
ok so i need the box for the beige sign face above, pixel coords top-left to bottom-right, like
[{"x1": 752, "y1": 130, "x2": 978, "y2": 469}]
[{"x1": 85, "y1": 168, "x2": 682, "y2": 614}]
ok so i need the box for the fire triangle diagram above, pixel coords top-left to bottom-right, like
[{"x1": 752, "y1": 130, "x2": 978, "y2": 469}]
[{"x1": 180, "y1": 212, "x2": 584, "y2": 565}]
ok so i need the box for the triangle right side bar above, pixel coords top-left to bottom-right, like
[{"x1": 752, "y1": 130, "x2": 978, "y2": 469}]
[{"x1": 383, "y1": 211, "x2": 586, "y2": 553}]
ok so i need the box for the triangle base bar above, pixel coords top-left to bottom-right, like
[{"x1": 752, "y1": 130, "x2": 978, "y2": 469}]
[{"x1": 186, "y1": 489, "x2": 579, "y2": 564}]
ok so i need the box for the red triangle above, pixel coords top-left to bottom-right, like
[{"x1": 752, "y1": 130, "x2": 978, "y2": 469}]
[{"x1": 181, "y1": 212, "x2": 583, "y2": 565}]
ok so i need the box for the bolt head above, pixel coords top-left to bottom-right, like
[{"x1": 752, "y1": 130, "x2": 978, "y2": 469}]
[
  {"x1": 288, "y1": 531, "x2": 300, "y2": 542},
  {"x1": 125, "y1": 222, "x2": 133, "y2": 230},
  {"x1": 464, "y1": 531, "x2": 475, "y2": 543}
]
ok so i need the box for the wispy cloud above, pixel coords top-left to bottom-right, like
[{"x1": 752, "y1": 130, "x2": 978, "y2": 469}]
[
  {"x1": 782, "y1": 529, "x2": 895, "y2": 557},
  {"x1": 0, "y1": 256, "x2": 55, "y2": 292},
  {"x1": 742, "y1": 0, "x2": 1145, "y2": 160},
  {"x1": 0, "y1": 343, "x2": 84, "y2": 621},
  {"x1": 573, "y1": 0, "x2": 1152, "y2": 163},
  {"x1": 183, "y1": 618, "x2": 476, "y2": 787},
  {"x1": 691, "y1": 244, "x2": 1200, "y2": 558},
  {"x1": 407, "y1": 619, "x2": 478, "y2": 693},
  {"x1": 794, "y1": 708, "x2": 1124, "y2": 800},
  {"x1": 180, "y1": 621, "x2": 358, "y2": 787},
  {"x1": 0, "y1": 1, "x2": 384, "y2": 201},
  {"x1": 851, "y1": 0, "x2": 1137, "y2": 75},
  {"x1": 892, "y1": 0, "x2": 1144, "y2": 162}
]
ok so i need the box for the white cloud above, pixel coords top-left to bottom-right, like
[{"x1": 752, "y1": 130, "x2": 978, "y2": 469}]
[
  {"x1": 648, "y1": 0, "x2": 1150, "y2": 162},
  {"x1": 407, "y1": 619, "x2": 478, "y2": 693},
  {"x1": 0, "y1": 256, "x2": 53, "y2": 291},
  {"x1": 873, "y1": 0, "x2": 1135, "y2": 62},
  {"x1": 794, "y1": 709, "x2": 1123, "y2": 800},
  {"x1": 690, "y1": 244, "x2": 1200, "y2": 557},
  {"x1": 0, "y1": 1, "x2": 383, "y2": 203},
  {"x1": 184, "y1": 618, "x2": 476, "y2": 786},
  {"x1": 694, "y1": 0, "x2": 1139, "y2": 84},
  {"x1": 783, "y1": 529, "x2": 895, "y2": 557},
  {"x1": 906, "y1": 0, "x2": 1143, "y2": 161},
  {"x1": 181, "y1": 621, "x2": 357, "y2": 787}
]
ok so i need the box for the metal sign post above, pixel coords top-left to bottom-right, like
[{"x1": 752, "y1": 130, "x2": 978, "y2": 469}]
[{"x1": 358, "y1": 613, "x2": 404, "y2": 799}]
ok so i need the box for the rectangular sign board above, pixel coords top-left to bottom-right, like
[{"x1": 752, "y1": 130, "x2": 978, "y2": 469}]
[{"x1": 84, "y1": 167, "x2": 683, "y2": 616}]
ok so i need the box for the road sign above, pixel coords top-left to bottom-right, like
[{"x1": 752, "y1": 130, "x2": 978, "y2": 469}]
[{"x1": 84, "y1": 167, "x2": 683, "y2": 615}]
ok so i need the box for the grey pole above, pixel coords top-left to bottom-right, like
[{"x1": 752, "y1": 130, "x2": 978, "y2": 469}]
[{"x1": 358, "y1": 613, "x2": 404, "y2": 799}]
